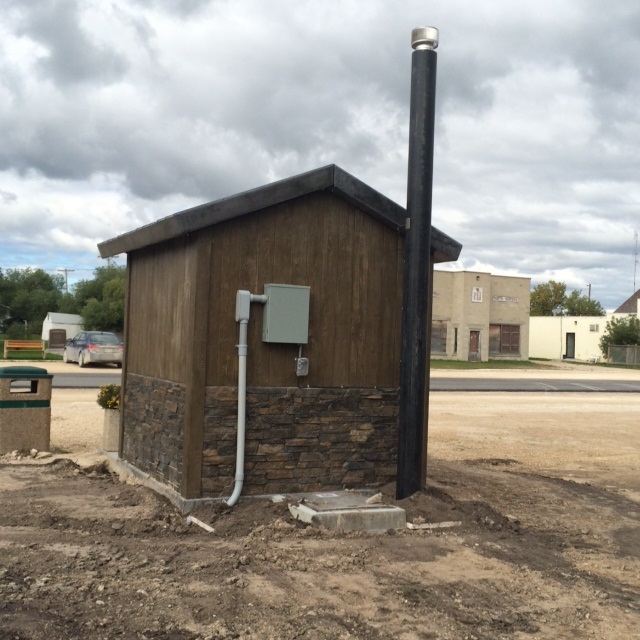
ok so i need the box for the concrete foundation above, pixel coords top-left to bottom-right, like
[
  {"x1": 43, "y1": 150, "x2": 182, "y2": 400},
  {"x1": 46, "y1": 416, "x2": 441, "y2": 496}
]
[
  {"x1": 288, "y1": 491, "x2": 406, "y2": 533},
  {"x1": 102, "y1": 409, "x2": 120, "y2": 452},
  {"x1": 106, "y1": 453, "x2": 406, "y2": 532}
]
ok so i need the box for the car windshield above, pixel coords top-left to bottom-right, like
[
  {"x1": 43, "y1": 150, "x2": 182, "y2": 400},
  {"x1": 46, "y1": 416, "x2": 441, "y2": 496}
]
[{"x1": 89, "y1": 333, "x2": 121, "y2": 345}]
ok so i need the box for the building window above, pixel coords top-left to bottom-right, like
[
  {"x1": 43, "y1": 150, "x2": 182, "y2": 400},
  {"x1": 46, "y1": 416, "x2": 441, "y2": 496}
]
[
  {"x1": 489, "y1": 324, "x2": 520, "y2": 355},
  {"x1": 472, "y1": 287, "x2": 483, "y2": 303},
  {"x1": 453, "y1": 327, "x2": 458, "y2": 354},
  {"x1": 431, "y1": 321, "x2": 447, "y2": 353},
  {"x1": 589, "y1": 324, "x2": 599, "y2": 332}
]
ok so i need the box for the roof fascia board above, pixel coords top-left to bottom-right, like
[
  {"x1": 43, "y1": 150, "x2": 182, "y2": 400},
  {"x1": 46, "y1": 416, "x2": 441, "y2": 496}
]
[
  {"x1": 331, "y1": 167, "x2": 461, "y2": 263},
  {"x1": 331, "y1": 166, "x2": 405, "y2": 232},
  {"x1": 98, "y1": 165, "x2": 335, "y2": 258},
  {"x1": 98, "y1": 163, "x2": 462, "y2": 263}
]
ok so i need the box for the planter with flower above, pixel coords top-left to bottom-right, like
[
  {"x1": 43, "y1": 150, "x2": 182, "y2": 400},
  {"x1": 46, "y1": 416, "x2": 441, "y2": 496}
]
[{"x1": 97, "y1": 384, "x2": 121, "y2": 452}]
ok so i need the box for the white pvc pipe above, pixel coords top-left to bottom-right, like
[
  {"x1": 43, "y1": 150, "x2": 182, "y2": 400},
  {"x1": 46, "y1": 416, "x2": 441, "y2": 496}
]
[
  {"x1": 225, "y1": 319, "x2": 248, "y2": 507},
  {"x1": 186, "y1": 515, "x2": 215, "y2": 533},
  {"x1": 224, "y1": 291, "x2": 268, "y2": 507}
]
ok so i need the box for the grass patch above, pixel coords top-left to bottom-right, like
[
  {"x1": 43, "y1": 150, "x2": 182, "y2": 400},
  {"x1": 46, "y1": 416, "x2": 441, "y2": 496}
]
[
  {"x1": 566, "y1": 359, "x2": 640, "y2": 370},
  {"x1": 1, "y1": 352, "x2": 63, "y2": 362},
  {"x1": 430, "y1": 359, "x2": 551, "y2": 370}
]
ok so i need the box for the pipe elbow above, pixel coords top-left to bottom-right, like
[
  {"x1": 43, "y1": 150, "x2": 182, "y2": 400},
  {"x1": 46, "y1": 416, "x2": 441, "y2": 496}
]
[{"x1": 225, "y1": 477, "x2": 244, "y2": 507}]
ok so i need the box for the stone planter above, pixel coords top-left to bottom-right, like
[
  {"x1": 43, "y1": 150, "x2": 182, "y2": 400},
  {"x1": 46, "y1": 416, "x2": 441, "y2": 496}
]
[{"x1": 102, "y1": 409, "x2": 120, "y2": 452}]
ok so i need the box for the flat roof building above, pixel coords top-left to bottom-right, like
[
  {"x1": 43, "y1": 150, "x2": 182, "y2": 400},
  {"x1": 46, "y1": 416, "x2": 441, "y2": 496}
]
[{"x1": 432, "y1": 271, "x2": 531, "y2": 361}]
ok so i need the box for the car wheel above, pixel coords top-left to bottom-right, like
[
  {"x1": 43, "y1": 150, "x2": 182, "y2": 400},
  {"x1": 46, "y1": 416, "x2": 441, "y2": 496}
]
[
  {"x1": 78, "y1": 352, "x2": 86, "y2": 368},
  {"x1": 63, "y1": 349, "x2": 69, "y2": 363}
]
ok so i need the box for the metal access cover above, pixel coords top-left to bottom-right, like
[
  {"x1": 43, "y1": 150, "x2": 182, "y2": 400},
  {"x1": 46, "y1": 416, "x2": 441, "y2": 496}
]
[
  {"x1": 288, "y1": 490, "x2": 406, "y2": 533},
  {"x1": 301, "y1": 490, "x2": 386, "y2": 512}
]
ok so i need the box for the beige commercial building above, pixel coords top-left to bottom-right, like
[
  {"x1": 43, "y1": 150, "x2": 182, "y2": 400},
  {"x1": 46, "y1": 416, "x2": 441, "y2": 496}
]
[{"x1": 432, "y1": 270, "x2": 531, "y2": 361}]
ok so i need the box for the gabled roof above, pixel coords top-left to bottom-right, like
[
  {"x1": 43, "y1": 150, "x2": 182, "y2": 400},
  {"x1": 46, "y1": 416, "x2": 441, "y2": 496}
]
[
  {"x1": 614, "y1": 289, "x2": 640, "y2": 314},
  {"x1": 45, "y1": 312, "x2": 83, "y2": 324},
  {"x1": 98, "y1": 165, "x2": 462, "y2": 264}
]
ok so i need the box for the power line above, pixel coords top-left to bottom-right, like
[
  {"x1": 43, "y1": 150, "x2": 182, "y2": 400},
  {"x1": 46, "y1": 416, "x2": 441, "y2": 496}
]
[
  {"x1": 0, "y1": 266, "x2": 96, "y2": 273},
  {"x1": 57, "y1": 268, "x2": 76, "y2": 294}
]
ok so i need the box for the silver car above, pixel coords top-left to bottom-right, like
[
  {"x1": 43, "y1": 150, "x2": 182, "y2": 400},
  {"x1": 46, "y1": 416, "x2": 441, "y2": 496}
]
[{"x1": 63, "y1": 331, "x2": 123, "y2": 368}]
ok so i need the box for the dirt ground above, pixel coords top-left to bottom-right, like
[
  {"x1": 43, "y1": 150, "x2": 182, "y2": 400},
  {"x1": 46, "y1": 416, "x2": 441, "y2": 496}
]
[{"x1": 1, "y1": 364, "x2": 639, "y2": 639}]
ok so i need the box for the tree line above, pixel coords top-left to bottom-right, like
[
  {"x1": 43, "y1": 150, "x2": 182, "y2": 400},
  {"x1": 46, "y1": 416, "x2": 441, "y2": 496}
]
[
  {"x1": 530, "y1": 280, "x2": 605, "y2": 316},
  {"x1": 0, "y1": 265, "x2": 125, "y2": 339}
]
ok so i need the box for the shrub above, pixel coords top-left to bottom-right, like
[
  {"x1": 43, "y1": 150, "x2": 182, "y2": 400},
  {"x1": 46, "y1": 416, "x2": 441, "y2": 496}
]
[
  {"x1": 97, "y1": 384, "x2": 121, "y2": 410},
  {"x1": 599, "y1": 315, "x2": 640, "y2": 355}
]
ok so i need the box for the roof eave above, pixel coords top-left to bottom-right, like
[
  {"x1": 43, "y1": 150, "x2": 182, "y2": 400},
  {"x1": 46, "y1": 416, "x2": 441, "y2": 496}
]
[
  {"x1": 98, "y1": 164, "x2": 462, "y2": 263},
  {"x1": 98, "y1": 165, "x2": 337, "y2": 258}
]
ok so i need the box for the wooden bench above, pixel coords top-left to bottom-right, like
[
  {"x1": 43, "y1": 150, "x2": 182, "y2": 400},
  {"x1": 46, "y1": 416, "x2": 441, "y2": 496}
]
[{"x1": 3, "y1": 340, "x2": 46, "y2": 359}]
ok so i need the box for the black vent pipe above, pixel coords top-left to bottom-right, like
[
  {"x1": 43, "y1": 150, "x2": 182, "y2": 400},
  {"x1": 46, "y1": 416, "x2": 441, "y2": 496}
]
[{"x1": 396, "y1": 26, "x2": 439, "y2": 500}]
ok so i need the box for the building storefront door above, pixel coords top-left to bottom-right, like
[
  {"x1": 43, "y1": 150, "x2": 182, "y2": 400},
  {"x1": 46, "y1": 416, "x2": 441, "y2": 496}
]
[{"x1": 468, "y1": 330, "x2": 481, "y2": 361}]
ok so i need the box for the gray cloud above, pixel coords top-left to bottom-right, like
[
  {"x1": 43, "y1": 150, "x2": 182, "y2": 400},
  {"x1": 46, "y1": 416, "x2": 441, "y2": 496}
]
[
  {"x1": 7, "y1": 0, "x2": 129, "y2": 86},
  {"x1": 1, "y1": 0, "x2": 639, "y2": 309}
]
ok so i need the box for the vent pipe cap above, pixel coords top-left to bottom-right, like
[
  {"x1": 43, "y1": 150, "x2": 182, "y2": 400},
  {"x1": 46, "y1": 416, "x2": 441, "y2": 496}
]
[{"x1": 411, "y1": 26, "x2": 439, "y2": 50}]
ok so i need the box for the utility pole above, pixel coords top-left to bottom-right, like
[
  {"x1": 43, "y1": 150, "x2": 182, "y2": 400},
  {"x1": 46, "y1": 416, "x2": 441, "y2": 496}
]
[
  {"x1": 57, "y1": 268, "x2": 75, "y2": 294},
  {"x1": 397, "y1": 26, "x2": 439, "y2": 500}
]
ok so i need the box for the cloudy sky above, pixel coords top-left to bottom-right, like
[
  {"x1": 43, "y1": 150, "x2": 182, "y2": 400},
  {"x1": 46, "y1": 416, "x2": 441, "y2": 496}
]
[{"x1": 1, "y1": 0, "x2": 639, "y2": 309}]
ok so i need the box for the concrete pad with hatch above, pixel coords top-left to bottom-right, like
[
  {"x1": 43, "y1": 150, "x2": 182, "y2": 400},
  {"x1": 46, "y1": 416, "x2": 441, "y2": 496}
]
[
  {"x1": 0, "y1": 366, "x2": 53, "y2": 453},
  {"x1": 287, "y1": 490, "x2": 406, "y2": 533}
]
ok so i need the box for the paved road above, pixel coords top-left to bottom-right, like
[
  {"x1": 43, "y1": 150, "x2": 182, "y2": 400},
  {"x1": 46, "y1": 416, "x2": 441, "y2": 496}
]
[
  {"x1": 50, "y1": 371, "x2": 640, "y2": 392},
  {"x1": 52, "y1": 371, "x2": 121, "y2": 388},
  {"x1": 430, "y1": 377, "x2": 640, "y2": 392}
]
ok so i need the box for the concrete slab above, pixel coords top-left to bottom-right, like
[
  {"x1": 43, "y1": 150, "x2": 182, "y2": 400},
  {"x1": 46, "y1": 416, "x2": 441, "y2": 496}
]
[
  {"x1": 105, "y1": 454, "x2": 406, "y2": 531},
  {"x1": 287, "y1": 490, "x2": 406, "y2": 533}
]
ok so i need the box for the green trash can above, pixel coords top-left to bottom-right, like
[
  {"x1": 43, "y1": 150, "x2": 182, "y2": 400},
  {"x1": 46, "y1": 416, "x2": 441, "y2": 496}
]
[{"x1": 0, "y1": 366, "x2": 53, "y2": 454}]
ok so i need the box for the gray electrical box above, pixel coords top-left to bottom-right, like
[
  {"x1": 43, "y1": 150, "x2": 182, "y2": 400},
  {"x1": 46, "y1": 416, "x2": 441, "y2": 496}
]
[
  {"x1": 262, "y1": 284, "x2": 310, "y2": 344},
  {"x1": 295, "y1": 357, "x2": 309, "y2": 376}
]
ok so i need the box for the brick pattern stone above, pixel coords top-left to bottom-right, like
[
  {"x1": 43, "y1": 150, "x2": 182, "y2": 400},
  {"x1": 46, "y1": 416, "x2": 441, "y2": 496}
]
[
  {"x1": 203, "y1": 387, "x2": 399, "y2": 496},
  {"x1": 122, "y1": 374, "x2": 185, "y2": 490}
]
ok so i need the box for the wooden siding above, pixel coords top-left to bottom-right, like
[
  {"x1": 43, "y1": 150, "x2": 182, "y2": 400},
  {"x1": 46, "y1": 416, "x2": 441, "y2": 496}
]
[
  {"x1": 206, "y1": 191, "x2": 404, "y2": 388},
  {"x1": 127, "y1": 237, "x2": 195, "y2": 382}
]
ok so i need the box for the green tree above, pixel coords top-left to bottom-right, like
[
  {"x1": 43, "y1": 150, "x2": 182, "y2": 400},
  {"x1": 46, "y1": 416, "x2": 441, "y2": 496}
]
[
  {"x1": 78, "y1": 265, "x2": 126, "y2": 332},
  {"x1": 530, "y1": 280, "x2": 567, "y2": 316},
  {"x1": 599, "y1": 316, "x2": 640, "y2": 355},
  {"x1": 0, "y1": 268, "x2": 7, "y2": 305},
  {"x1": 564, "y1": 290, "x2": 606, "y2": 316},
  {"x1": 0, "y1": 268, "x2": 64, "y2": 335},
  {"x1": 58, "y1": 292, "x2": 81, "y2": 314},
  {"x1": 531, "y1": 280, "x2": 606, "y2": 317}
]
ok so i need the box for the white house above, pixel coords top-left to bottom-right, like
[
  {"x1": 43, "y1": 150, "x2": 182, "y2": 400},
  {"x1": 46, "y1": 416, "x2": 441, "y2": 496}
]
[
  {"x1": 41, "y1": 312, "x2": 83, "y2": 344},
  {"x1": 529, "y1": 315, "x2": 606, "y2": 361},
  {"x1": 529, "y1": 289, "x2": 640, "y2": 362},
  {"x1": 612, "y1": 289, "x2": 640, "y2": 316}
]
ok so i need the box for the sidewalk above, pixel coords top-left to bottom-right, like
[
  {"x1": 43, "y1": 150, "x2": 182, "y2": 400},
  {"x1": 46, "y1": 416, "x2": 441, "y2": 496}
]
[
  {"x1": 3, "y1": 359, "x2": 637, "y2": 380},
  {"x1": 431, "y1": 360, "x2": 640, "y2": 380},
  {"x1": 0, "y1": 360, "x2": 118, "y2": 375}
]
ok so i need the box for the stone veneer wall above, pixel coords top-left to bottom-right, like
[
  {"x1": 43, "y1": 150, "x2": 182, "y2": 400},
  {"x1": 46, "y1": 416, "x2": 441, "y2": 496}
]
[
  {"x1": 202, "y1": 387, "x2": 399, "y2": 497},
  {"x1": 122, "y1": 373, "x2": 185, "y2": 491}
]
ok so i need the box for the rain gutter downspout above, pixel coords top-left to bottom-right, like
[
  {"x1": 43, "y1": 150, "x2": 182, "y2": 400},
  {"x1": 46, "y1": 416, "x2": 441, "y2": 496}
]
[{"x1": 225, "y1": 290, "x2": 267, "y2": 507}]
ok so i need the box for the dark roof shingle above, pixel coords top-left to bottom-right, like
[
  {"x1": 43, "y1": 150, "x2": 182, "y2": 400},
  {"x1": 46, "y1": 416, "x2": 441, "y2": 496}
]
[
  {"x1": 98, "y1": 164, "x2": 462, "y2": 264},
  {"x1": 614, "y1": 289, "x2": 640, "y2": 313}
]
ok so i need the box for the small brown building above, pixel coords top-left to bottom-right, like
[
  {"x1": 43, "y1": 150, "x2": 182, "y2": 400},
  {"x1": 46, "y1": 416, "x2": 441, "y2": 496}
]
[{"x1": 99, "y1": 165, "x2": 461, "y2": 502}]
